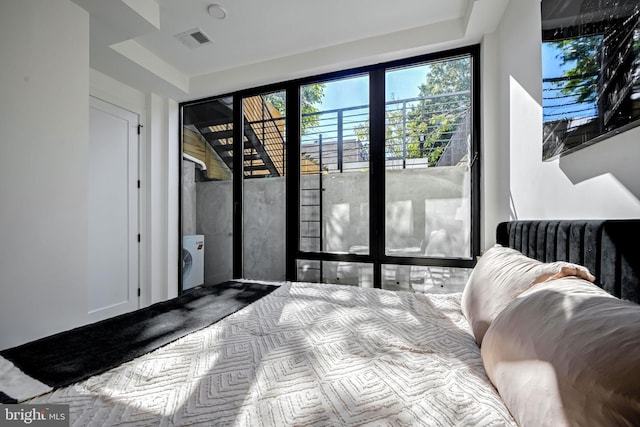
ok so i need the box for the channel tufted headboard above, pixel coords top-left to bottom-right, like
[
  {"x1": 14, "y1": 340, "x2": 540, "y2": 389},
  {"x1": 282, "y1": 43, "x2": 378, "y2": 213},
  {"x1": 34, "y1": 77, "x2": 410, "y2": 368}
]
[{"x1": 496, "y1": 220, "x2": 640, "y2": 304}]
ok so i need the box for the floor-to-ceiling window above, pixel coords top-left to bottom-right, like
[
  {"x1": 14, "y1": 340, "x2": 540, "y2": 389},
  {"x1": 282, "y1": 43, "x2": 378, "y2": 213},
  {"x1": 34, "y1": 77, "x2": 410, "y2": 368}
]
[
  {"x1": 181, "y1": 97, "x2": 234, "y2": 291},
  {"x1": 242, "y1": 91, "x2": 287, "y2": 281},
  {"x1": 297, "y1": 75, "x2": 372, "y2": 285},
  {"x1": 382, "y1": 56, "x2": 473, "y2": 292},
  {"x1": 180, "y1": 45, "x2": 479, "y2": 292}
]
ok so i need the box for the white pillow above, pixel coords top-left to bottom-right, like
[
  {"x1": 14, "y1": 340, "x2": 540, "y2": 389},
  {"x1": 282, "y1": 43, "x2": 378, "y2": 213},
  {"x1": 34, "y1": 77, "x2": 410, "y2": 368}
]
[
  {"x1": 461, "y1": 245, "x2": 594, "y2": 345},
  {"x1": 481, "y1": 278, "x2": 640, "y2": 427}
]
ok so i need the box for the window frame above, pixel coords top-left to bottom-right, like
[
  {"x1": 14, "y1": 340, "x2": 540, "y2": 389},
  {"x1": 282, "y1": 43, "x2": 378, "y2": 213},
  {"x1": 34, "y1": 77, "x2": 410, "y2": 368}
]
[{"x1": 178, "y1": 44, "x2": 481, "y2": 290}]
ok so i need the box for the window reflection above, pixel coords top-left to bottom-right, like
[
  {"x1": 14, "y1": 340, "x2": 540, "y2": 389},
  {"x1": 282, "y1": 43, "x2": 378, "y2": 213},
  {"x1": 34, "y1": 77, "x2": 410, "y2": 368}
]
[{"x1": 541, "y1": 1, "x2": 640, "y2": 159}]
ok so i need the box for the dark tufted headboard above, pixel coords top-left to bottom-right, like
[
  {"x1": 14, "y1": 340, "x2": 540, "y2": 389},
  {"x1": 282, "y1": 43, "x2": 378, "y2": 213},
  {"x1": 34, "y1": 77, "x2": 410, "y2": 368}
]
[{"x1": 496, "y1": 220, "x2": 640, "y2": 304}]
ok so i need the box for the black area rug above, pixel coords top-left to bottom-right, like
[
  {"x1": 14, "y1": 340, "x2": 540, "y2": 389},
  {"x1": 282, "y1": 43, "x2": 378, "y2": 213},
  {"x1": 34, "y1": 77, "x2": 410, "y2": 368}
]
[{"x1": 1, "y1": 281, "x2": 276, "y2": 389}]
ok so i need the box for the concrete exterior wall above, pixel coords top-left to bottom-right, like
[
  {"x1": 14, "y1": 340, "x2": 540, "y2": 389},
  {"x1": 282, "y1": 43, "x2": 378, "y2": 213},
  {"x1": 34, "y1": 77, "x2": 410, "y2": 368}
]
[
  {"x1": 386, "y1": 166, "x2": 470, "y2": 256},
  {"x1": 195, "y1": 165, "x2": 469, "y2": 286},
  {"x1": 243, "y1": 178, "x2": 286, "y2": 281},
  {"x1": 317, "y1": 172, "x2": 370, "y2": 253},
  {"x1": 182, "y1": 161, "x2": 197, "y2": 236},
  {"x1": 194, "y1": 177, "x2": 286, "y2": 284},
  {"x1": 300, "y1": 166, "x2": 470, "y2": 257},
  {"x1": 196, "y1": 180, "x2": 233, "y2": 285}
]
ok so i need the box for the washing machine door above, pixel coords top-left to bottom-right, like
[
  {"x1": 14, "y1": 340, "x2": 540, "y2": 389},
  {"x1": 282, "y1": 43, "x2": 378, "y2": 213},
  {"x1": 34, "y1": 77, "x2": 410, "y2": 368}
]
[{"x1": 182, "y1": 235, "x2": 204, "y2": 290}]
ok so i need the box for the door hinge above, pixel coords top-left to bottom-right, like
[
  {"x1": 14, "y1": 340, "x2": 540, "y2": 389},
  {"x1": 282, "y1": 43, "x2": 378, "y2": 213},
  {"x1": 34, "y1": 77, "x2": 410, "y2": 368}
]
[
  {"x1": 138, "y1": 288, "x2": 141, "y2": 297},
  {"x1": 137, "y1": 124, "x2": 143, "y2": 135},
  {"x1": 137, "y1": 180, "x2": 141, "y2": 189},
  {"x1": 137, "y1": 234, "x2": 141, "y2": 242}
]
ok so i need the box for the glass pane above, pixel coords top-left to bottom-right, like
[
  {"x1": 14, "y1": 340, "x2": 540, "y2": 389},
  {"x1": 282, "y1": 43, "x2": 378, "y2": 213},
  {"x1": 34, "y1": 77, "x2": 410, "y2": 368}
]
[
  {"x1": 182, "y1": 96, "x2": 234, "y2": 287},
  {"x1": 297, "y1": 259, "x2": 373, "y2": 287},
  {"x1": 299, "y1": 75, "x2": 370, "y2": 254},
  {"x1": 243, "y1": 92, "x2": 286, "y2": 281},
  {"x1": 382, "y1": 264, "x2": 471, "y2": 293},
  {"x1": 385, "y1": 57, "x2": 472, "y2": 259},
  {"x1": 541, "y1": 1, "x2": 640, "y2": 159}
]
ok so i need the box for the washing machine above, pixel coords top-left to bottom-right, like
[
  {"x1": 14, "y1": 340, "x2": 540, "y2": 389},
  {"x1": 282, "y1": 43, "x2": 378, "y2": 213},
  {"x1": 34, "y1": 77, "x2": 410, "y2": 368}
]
[{"x1": 182, "y1": 235, "x2": 204, "y2": 290}]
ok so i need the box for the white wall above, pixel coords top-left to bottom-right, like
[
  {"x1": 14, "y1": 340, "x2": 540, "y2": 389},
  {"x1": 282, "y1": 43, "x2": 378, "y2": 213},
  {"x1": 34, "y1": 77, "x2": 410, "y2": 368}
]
[
  {"x1": 482, "y1": 0, "x2": 640, "y2": 247},
  {"x1": 0, "y1": 0, "x2": 90, "y2": 349},
  {"x1": 148, "y1": 93, "x2": 180, "y2": 303},
  {"x1": 0, "y1": 2, "x2": 177, "y2": 349},
  {"x1": 90, "y1": 70, "x2": 179, "y2": 306}
]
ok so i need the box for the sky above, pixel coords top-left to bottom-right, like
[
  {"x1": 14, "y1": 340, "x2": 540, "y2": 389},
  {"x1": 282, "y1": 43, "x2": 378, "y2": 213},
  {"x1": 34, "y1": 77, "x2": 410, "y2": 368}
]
[
  {"x1": 542, "y1": 42, "x2": 565, "y2": 79},
  {"x1": 317, "y1": 65, "x2": 430, "y2": 112},
  {"x1": 300, "y1": 64, "x2": 430, "y2": 144},
  {"x1": 541, "y1": 41, "x2": 598, "y2": 122},
  {"x1": 301, "y1": 45, "x2": 596, "y2": 131}
]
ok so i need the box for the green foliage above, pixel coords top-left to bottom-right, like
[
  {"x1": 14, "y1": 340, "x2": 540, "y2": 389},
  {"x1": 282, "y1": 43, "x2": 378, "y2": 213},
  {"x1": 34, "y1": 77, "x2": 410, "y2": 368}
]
[
  {"x1": 407, "y1": 58, "x2": 470, "y2": 165},
  {"x1": 355, "y1": 57, "x2": 471, "y2": 166},
  {"x1": 264, "y1": 84, "x2": 325, "y2": 135},
  {"x1": 300, "y1": 85, "x2": 325, "y2": 135},
  {"x1": 550, "y1": 36, "x2": 601, "y2": 104}
]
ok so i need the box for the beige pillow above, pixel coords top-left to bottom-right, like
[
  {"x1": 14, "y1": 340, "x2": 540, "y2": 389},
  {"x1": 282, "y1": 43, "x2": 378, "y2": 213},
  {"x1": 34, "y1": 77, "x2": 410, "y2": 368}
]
[
  {"x1": 481, "y1": 278, "x2": 640, "y2": 427},
  {"x1": 461, "y1": 245, "x2": 594, "y2": 345}
]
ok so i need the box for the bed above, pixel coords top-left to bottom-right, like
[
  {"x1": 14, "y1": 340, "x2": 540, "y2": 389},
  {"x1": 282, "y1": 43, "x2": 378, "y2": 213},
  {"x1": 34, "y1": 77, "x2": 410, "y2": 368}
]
[{"x1": 1, "y1": 219, "x2": 639, "y2": 426}]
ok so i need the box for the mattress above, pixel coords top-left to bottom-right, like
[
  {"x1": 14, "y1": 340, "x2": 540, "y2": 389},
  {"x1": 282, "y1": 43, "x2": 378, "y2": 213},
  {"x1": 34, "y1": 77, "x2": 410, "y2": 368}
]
[{"x1": 28, "y1": 281, "x2": 516, "y2": 426}]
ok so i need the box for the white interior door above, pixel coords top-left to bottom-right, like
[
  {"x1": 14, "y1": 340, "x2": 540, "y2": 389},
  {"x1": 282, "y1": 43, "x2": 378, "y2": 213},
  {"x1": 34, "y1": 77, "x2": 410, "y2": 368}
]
[{"x1": 88, "y1": 97, "x2": 139, "y2": 322}]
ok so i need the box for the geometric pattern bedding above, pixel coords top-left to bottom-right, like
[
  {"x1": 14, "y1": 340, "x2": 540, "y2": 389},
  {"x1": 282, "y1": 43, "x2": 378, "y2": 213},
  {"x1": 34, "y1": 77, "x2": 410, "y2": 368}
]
[{"x1": 28, "y1": 281, "x2": 516, "y2": 426}]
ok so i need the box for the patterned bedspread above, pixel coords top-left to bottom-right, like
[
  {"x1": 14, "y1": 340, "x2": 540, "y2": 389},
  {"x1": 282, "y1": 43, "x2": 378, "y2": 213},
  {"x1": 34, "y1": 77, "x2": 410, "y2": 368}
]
[{"x1": 29, "y1": 281, "x2": 516, "y2": 426}]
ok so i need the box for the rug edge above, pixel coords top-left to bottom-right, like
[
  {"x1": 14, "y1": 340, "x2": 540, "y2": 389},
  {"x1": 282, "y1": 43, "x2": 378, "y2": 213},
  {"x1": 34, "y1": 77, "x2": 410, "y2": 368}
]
[{"x1": 0, "y1": 356, "x2": 52, "y2": 403}]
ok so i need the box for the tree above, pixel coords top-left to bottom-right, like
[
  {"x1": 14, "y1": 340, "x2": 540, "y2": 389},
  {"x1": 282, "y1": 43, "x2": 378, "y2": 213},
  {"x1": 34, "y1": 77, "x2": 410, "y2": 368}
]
[
  {"x1": 550, "y1": 35, "x2": 601, "y2": 104},
  {"x1": 264, "y1": 84, "x2": 325, "y2": 135},
  {"x1": 355, "y1": 57, "x2": 471, "y2": 166},
  {"x1": 406, "y1": 57, "x2": 470, "y2": 166}
]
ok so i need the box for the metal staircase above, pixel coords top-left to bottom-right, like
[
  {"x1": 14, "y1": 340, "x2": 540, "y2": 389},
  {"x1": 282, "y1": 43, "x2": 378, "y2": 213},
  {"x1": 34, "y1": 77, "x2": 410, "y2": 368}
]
[{"x1": 183, "y1": 96, "x2": 286, "y2": 178}]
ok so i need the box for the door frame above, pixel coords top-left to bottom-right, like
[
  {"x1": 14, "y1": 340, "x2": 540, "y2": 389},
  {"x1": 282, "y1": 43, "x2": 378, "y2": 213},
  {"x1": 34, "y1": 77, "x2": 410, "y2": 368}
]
[{"x1": 88, "y1": 96, "x2": 140, "y2": 321}]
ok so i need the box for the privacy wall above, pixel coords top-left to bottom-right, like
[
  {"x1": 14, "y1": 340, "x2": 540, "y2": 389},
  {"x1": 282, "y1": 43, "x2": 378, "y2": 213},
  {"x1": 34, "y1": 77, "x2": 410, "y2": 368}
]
[{"x1": 192, "y1": 166, "x2": 469, "y2": 286}]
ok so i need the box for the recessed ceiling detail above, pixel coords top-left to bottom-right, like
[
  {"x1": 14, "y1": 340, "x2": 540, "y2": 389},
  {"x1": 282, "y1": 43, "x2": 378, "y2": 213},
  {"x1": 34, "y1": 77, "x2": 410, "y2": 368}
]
[
  {"x1": 73, "y1": 0, "x2": 511, "y2": 100},
  {"x1": 174, "y1": 28, "x2": 214, "y2": 49}
]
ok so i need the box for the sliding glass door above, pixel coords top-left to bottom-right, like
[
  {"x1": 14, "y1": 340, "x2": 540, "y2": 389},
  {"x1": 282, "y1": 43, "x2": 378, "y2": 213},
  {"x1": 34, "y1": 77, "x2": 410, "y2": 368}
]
[{"x1": 179, "y1": 45, "x2": 480, "y2": 292}]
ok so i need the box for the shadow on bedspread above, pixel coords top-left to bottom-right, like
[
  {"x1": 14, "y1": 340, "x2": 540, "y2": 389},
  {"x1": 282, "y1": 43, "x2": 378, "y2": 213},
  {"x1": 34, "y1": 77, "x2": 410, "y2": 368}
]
[{"x1": 29, "y1": 283, "x2": 515, "y2": 426}]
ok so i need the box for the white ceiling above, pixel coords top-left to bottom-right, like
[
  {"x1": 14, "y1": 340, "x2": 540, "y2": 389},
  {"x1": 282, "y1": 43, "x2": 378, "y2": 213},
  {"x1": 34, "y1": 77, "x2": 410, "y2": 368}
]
[
  {"x1": 73, "y1": 0, "x2": 510, "y2": 101},
  {"x1": 139, "y1": 0, "x2": 467, "y2": 76}
]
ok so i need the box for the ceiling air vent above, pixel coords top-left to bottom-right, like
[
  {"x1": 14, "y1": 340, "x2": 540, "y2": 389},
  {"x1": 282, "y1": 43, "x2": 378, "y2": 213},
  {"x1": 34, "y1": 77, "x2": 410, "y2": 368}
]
[{"x1": 175, "y1": 28, "x2": 213, "y2": 49}]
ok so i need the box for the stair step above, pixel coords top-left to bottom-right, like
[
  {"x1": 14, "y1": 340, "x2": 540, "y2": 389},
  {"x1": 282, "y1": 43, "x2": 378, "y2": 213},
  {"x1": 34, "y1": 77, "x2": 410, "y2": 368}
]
[
  {"x1": 245, "y1": 165, "x2": 269, "y2": 172},
  {"x1": 200, "y1": 128, "x2": 233, "y2": 140},
  {"x1": 216, "y1": 141, "x2": 254, "y2": 151}
]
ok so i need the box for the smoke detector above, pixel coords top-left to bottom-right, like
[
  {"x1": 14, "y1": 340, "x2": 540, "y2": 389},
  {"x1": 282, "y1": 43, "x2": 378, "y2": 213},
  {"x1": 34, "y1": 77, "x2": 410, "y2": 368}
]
[
  {"x1": 207, "y1": 4, "x2": 227, "y2": 20},
  {"x1": 174, "y1": 28, "x2": 213, "y2": 49}
]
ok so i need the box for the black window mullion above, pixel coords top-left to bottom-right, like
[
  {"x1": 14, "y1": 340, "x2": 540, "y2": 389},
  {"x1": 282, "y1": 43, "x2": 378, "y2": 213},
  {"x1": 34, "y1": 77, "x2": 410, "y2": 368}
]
[
  {"x1": 286, "y1": 84, "x2": 301, "y2": 281},
  {"x1": 369, "y1": 68, "x2": 386, "y2": 288},
  {"x1": 178, "y1": 105, "x2": 184, "y2": 294},
  {"x1": 232, "y1": 95, "x2": 243, "y2": 279},
  {"x1": 470, "y1": 45, "x2": 481, "y2": 260}
]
